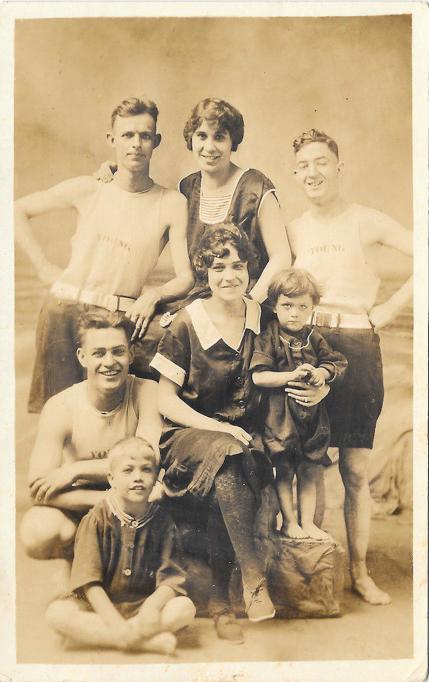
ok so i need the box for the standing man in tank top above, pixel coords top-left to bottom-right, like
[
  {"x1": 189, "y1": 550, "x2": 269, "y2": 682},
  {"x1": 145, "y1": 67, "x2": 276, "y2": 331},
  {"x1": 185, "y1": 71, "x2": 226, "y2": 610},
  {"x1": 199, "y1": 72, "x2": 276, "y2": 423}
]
[
  {"x1": 20, "y1": 310, "x2": 162, "y2": 565},
  {"x1": 287, "y1": 129, "x2": 412, "y2": 605},
  {"x1": 15, "y1": 97, "x2": 193, "y2": 413}
]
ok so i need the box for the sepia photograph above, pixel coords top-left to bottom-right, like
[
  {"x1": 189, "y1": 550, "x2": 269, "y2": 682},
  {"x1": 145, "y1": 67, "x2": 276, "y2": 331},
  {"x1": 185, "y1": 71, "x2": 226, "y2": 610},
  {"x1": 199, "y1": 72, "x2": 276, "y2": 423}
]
[{"x1": 1, "y1": 2, "x2": 427, "y2": 681}]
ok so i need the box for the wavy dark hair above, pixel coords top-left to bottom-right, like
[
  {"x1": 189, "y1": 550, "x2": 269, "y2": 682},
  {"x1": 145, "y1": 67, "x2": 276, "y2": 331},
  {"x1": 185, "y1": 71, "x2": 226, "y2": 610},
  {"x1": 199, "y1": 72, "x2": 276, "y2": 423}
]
[
  {"x1": 183, "y1": 98, "x2": 244, "y2": 152},
  {"x1": 77, "y1": 310, "x2": 134, "y2": 347},
  {"x1": 192, "y1": 223, "x2": 259, "y2": 286},
  {"x1": 267, "y1": 268, "x2": 323, "y2": 307},
  {"x1": 292, "y1": 128, "x2": 339, "y2": 159}
]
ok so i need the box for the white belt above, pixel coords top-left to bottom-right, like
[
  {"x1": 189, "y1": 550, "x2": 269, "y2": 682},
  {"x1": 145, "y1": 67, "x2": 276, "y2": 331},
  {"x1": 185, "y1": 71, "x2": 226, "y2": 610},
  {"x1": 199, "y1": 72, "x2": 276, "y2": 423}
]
[
  {"x1": 50, "y1": 282, "x2": 136, "y2": 313},
  {"x1": 310, "y1": 310, "x2": 372, "y2": 329}
]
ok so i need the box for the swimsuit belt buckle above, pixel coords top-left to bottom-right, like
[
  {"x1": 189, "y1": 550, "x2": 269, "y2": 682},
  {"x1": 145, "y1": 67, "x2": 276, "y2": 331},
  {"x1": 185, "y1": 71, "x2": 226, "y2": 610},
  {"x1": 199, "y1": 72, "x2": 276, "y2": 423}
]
[{"x1": 313, "y1": 311, "x2": 340, "y2": 328}]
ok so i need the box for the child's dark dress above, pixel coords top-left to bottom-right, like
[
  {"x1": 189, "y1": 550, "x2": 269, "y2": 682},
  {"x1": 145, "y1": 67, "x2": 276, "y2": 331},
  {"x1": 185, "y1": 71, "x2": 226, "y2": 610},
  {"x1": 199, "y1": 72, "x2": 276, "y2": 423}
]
[
  {"x1": 150, "y1": 297, "x2": 271, "y2": 501},
  {"x1": 250, "y1": 321, "x2": 347, "y2": 466}
]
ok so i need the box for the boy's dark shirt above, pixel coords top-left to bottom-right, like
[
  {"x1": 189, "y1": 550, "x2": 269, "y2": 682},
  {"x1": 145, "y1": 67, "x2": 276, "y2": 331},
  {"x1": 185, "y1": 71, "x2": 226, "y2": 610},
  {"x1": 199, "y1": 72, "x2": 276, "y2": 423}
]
[{"x1": 70, "y1": 497, "x2": 187, "y2": 605}]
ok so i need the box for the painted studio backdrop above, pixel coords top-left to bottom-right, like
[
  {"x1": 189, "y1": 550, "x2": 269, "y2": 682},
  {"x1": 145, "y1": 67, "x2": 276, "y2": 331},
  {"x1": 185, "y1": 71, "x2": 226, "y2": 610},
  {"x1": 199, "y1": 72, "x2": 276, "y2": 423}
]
[{"x1": 14, "y1": 14, "x2": 413, "y2": 663}]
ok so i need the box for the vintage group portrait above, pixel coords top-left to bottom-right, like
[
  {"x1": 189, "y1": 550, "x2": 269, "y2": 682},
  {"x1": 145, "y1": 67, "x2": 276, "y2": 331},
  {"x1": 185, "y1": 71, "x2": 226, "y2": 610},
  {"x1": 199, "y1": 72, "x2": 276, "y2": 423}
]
[{"x1": 1, "y1": 2, "x2": 427, "y2": 681}]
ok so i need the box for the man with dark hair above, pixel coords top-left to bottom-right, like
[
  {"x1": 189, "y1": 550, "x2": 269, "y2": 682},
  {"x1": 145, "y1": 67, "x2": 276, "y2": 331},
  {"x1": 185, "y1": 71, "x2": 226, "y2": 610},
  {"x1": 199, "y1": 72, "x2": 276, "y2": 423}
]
[
  {"x1": 20, "y1": 310, "x2": 162, "y2": 563},
  {"x1": 15, "y1": 96, "x2": 193, "y2": 413},
  {"x1": 287, "y1": 129, "x2": 412, "y2": 605}
]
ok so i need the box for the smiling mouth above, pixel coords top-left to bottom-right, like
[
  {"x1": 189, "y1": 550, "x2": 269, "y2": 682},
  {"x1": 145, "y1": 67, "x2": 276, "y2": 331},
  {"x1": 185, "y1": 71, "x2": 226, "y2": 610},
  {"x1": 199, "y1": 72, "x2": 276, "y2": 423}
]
[
  {"x1": 100, "y1": 370, "x2": 120, "y2": 376},
  {"x1": 306, "y1": 179, "x2": 324, "y2": 188}
]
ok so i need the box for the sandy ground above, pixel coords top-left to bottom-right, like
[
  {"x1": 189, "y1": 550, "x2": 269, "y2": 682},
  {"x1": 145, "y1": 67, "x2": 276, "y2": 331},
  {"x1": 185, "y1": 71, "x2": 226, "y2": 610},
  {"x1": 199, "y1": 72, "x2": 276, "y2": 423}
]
[{"x1": 15, "y1": 325, "x2": 413, "y2": 666}]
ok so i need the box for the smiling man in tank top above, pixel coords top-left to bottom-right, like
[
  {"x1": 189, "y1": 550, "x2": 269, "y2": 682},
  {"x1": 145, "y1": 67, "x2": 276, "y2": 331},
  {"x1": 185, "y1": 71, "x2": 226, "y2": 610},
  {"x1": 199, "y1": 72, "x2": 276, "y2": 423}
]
[
  {"x1": 287, "y1": 129, "x2": 412, "y2": 605},
  {"x1": 15, "y1": 97, "x2": 193, "y2": 413},
  {"x1": 20, "y1": 310, "x2": 162, "y2": 566}
]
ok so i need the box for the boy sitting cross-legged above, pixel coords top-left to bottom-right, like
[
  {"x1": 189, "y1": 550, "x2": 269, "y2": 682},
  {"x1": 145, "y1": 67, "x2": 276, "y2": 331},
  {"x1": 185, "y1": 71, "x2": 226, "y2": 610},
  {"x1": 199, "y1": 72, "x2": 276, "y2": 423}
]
[{"x1": 46, "y1": 436, "x2": 196, "y2": 654}]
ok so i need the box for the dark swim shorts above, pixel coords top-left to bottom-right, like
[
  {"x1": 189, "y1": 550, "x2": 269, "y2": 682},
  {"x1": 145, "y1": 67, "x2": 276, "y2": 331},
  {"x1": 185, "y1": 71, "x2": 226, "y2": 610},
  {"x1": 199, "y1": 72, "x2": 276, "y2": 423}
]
[{"x1": 316, "y1": 327, "x2": 384, "y2": 449}]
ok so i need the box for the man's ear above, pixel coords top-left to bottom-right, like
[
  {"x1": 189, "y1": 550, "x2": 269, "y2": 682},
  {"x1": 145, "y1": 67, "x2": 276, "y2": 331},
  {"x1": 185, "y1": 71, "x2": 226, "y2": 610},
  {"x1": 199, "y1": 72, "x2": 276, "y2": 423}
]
[
  {"x1": 154, "y1": 133, "x2": 161, "y2": 149},
  {"x1": 106, "y1": 131, "x2": 115, "y2": 148},
  {"x1": 336, "y1": 161, "x2": 344, "y2": 175},
  {"x1": 76, "y1": 347, "x2": 87, "y2": 368},
  {"x1": 107, "y1": 470, "x2": 114, "y2": 488},
  {"x1": 128, "y1": 344, "x2": 135, "y2": 364}
]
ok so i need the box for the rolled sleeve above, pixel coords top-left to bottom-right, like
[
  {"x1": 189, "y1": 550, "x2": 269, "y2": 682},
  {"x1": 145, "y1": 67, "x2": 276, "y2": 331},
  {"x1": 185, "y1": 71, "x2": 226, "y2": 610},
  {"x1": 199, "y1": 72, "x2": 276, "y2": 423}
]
[
  {"x1": 150, "y1": 322, "x2": 190, "y2": 387},
  {"x1": 250, "y1": 329, "x2": 276, "y2": 373},
  {"x1": 70, "y1": 512, "x2": 104, "y2": 595},
  {"x1": 150, "y1": 352, "x2": 186, "y2": 387}
]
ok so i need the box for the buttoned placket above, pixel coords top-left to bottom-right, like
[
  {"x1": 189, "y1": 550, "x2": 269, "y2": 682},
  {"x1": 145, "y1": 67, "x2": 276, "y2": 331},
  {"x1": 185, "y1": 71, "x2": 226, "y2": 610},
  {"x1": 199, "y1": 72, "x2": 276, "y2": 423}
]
[
  {"x1": 121, "y1": 523, "x2": 139, "y2": 579},
  {"x1": 228, "y1": 347, "x2": 248, "y2": 414}
]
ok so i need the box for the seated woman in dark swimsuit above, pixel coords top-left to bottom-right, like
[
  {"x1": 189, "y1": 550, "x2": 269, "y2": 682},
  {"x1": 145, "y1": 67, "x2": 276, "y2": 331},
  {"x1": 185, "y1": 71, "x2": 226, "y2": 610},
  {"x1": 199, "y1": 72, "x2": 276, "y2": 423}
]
[{"x1": 150, "y1": 224, "x2": 276, "y2": 643}]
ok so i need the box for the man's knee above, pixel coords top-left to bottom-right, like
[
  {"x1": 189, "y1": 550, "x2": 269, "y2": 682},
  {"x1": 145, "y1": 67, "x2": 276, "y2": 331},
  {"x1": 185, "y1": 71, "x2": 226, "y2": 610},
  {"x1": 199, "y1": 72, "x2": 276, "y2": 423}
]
[
  {"x1": 20, "y1": 507, "x2": 77, "y2": 559},
  {"x1": 339, "y1": 448, "x2": 370, "y2": 492}
]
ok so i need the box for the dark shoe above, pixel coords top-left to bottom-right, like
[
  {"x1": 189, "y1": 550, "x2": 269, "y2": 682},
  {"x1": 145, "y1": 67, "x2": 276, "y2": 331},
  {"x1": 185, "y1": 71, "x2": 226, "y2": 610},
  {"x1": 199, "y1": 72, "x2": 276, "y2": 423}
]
[
  {"x1": 243, "y1": 578, "x2": 276, "y2": 623},
  {"x1": 213, "y1": 612, "x2": 244, "y2": 643}
]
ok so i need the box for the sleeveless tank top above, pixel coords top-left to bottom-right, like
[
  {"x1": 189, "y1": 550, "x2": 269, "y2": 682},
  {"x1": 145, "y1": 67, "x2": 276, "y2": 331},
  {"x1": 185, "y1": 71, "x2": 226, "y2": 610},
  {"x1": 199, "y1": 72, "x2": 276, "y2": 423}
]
[
  {"x1": 179, "y1": 168, "x2": 276, "y2": 276},
  {"x1": 57, "y1": 181, "x2": 166, "y2": 298},
  {"x1": 62, "y1": 375, "x2": 138, "y2": 463},
  {"x1": 293, "y1": 204, "x2": 380, "y2": 314}
]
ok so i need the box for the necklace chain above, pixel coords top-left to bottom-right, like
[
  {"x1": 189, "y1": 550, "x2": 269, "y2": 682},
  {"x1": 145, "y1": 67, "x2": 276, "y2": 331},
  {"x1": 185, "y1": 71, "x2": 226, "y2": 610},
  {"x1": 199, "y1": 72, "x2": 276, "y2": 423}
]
[{"x1": 284, "y1": 328, "x2": 314, "y2": 350}]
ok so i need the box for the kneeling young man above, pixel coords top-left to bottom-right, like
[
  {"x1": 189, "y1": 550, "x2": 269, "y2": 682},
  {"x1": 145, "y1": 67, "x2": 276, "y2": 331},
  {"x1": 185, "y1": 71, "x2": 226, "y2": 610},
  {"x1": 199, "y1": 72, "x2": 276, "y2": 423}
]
[
  {"x1": 20, "y1": 310, "x2": 162, "y2": 563},
  {"x1": 46, "y1": 437, "x2": 195, "y2": 654}
]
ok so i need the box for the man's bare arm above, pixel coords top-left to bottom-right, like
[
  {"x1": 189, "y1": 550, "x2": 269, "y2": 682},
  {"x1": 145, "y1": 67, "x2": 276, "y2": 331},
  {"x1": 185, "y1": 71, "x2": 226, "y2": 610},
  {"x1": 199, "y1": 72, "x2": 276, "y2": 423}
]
[
  {"x1": 125, "y1": 190, "x2": 193, "y2": 338},
  {"x1": 15, "y1": 176, "x2": 98, "y2": 285},
  {"x1": 365, "y1": 211, "x2": 413, "y2": 330},
  {"x1": 134, "y1": 378, "x2": 163, "y2": 452},
  {"x1": 28, "y1": 393, "x2": 71, "y2": 486},
  {"x1": 157, "y1": 191, "x2": 194, "y2": 302}
]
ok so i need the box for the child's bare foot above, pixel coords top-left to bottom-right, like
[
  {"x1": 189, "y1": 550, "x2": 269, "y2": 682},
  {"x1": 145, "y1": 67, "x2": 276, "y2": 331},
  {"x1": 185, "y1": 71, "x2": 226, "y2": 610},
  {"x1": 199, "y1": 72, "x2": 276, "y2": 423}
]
[
  {"x1": 281, "y1": 522, "x2": 308, "y2": 539},
  {"x1": 300, "y1": 522, "x2": 330, "y2": 540},
  {"x1": 351, "y1": 574, "x2": 391, "y2": 605},
  {"x1": 139, "y1": 632, "x2": 177, "y2": 655}
]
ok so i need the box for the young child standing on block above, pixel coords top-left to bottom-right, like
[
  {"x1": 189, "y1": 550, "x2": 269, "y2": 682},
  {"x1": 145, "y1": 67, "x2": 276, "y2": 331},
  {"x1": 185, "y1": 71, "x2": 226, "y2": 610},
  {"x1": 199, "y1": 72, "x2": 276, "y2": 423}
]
[
  {"x1": 46, "y1": 436, "x2": 196, "y2": 655},
  {"x1": 251, "y1": 269, "x2": 347, "y2": 540}
]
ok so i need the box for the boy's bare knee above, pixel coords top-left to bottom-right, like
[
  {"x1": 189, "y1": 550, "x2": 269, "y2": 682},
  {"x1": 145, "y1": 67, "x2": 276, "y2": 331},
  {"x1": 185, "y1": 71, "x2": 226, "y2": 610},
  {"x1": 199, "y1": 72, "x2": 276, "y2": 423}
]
[
  {"x1": 165, "y1": 596, "x2": 196, "y2": 628},
  {"x1": 46, "y1": 599, "x2": 76, "y2": 631},
  {"x1": 179, "y1": 596, "x2": 196, "y2": 620}
]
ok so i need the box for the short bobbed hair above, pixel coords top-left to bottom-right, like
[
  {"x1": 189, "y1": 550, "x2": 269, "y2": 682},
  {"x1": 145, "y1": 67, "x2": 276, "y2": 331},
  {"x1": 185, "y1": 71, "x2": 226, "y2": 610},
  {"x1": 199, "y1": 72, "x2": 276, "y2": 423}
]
[
  {"x1": 111, "y1": 97, "x2": 159, "y2": 129},
  {"x1": 183, "y1": 98, "x2": 244, "y2": 152},
  {"x1": 77, "y1": 310, "x2": 134, "y2": 347},
  {"x1": 108, "y1": 436, "x2": 160, "y2": 472},
  {"x1": 267, "y1": 268, "x2": 322, "y2": 307},
  {"x1": 293, "y1": 129, "x2": 339, "y2": 159},
  {"x1": 192, "y1": 223, "x2": 259, "y2": 285}
]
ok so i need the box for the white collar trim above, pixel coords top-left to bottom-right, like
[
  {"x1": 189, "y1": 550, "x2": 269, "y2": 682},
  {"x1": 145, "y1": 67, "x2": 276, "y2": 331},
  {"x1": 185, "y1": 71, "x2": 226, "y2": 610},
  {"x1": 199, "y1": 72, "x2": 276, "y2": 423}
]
[{"x1": 185, "y1": 297, "x2": 260, "y2": 350}]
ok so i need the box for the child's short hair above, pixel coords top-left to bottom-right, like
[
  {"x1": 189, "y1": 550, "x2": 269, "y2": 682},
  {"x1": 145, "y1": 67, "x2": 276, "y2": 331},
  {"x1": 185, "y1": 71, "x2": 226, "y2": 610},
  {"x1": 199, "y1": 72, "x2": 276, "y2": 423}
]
[
  {"x1": 77, "y1": 310, "x2": 134, "y2": 347},
  {"x1": 292, "y1": 129, "x2": 339, "y2": 159},
  {"x1": 108, "y1": 436, "x2": 160, "y2": 473},
  {"x1": 183, "y1": 98, "x2": 244, "y2": 152},
  {"x1": 192, "y1": 223, "x2": 259, "y2": 285},
  {"x1": 267, "y1": 268, "x2": 322, "y2": 306}
]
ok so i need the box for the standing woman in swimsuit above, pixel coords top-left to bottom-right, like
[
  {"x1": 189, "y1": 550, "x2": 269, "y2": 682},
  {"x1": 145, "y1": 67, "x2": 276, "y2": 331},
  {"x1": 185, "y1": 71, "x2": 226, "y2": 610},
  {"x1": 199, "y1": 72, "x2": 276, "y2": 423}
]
[{"x1": 179, "y1": 98, "x2": 291, "y2": 303}]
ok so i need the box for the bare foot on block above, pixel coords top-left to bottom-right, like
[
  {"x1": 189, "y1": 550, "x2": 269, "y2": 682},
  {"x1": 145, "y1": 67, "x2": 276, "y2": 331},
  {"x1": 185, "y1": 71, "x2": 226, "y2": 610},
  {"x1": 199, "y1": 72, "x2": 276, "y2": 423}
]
[
  {"x1": 301, "y1": 522, "x2": 330, "y2": 541},
  {"x1": 351, "y1": 575, "x2": 391, "y2": 605},
  {"x1": 281, "y1": 522, "x2": 308, "y2": 539}
]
